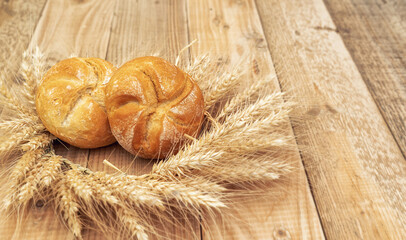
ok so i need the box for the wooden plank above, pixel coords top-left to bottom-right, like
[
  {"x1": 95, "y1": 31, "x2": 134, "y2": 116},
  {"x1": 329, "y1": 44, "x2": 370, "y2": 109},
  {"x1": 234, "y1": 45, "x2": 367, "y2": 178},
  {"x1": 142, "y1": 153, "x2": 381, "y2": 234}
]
[
  {"x1": 105, "y1": 0, "x2": 190, "y2": 66},
  {"x1": 0, "y1": 0, "x2": 46, "y2": 103},
  {"x1": 255, "y1": 0, "x2": 406, "y2": 239},
  {"x1": 1, "y1": 0, "x2": 116, "y2": 239},
  {"x1": 29, "y1": 0, "x2": 115, "y2": 65},
  {"x1": 187, "y1": 0, "x2": 324, "y2": 239},
  {"x1": 87, "y1": 0, "x2": 200, "y2": 239},
  {"x1": 323, "y1": 0, "x2": 406, "y2": 159}
]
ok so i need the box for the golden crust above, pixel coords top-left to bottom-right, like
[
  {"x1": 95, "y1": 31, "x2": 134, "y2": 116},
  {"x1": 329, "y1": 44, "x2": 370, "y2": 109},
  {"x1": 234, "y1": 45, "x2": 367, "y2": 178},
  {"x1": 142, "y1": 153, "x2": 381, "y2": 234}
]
[
  {"x1": 35, "y1": 57, "x2": 117, "y2": 148},
  {"x1": 105, "y1": 56, "x2": 205, "y2": 159}
]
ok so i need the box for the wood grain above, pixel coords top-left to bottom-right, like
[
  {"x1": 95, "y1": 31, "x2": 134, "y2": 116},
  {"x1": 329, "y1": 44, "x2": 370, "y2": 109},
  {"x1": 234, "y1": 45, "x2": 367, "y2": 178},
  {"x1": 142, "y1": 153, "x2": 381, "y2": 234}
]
[
  {"x1": 0, "y1": 0, "x2": 46, "y2": 105},
  {"x1": 105, "y1": 0, "x2": 190, "y2": 66},
  {"x1": 255, "y1": 0, "x2": 406, "y2": 239},
  {"x1": 29, "y1": 0, "x2": 115, "y2": 65},
  {"x1": 323, "y1": 0, "x2": 406, "y2": 159},
  {"x1": 0, "y1": 0, "x2": 116, "y2": 239},
  {"x1": 87, "y1": 0, "x2": 200, "y2": 239},
  {"x1": 2, "y1": 0, "x2": 406, "y2": 239},
  {"x1": 187, "y1": 0, "x2": 324, "y2": 239}
]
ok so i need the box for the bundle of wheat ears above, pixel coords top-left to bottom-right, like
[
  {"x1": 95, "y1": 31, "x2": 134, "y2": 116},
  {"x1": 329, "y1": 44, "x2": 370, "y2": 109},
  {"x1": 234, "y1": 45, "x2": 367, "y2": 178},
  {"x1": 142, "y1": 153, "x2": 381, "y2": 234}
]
[{"x1": 0, "y1": 47, "x2": 295, "y2": 239}]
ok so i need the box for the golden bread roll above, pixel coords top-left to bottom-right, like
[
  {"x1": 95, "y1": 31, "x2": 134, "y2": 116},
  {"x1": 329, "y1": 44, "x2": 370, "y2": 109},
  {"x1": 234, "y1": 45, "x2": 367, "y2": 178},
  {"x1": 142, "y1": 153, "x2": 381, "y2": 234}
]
[
  {"x1": 35, "y1": 57, "x2": 117, "y2": 148},
  {"x1": 105, "y1": 56, "x2": 204, "y2": 159}
]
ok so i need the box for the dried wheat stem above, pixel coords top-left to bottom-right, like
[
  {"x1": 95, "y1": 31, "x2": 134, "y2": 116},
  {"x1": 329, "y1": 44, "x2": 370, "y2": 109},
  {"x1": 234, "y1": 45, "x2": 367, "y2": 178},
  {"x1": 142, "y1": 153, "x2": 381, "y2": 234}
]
[
  {"x1": 103, "y1": 159, "x2": 125, "y2": 174},
  {"x1": 2, "y1": 149, "x2": 45, "y2": 209},
  {"x1": 183, "y1": 134, "x2": 197, "y2": 141},
  {"x1": 152, "y1": 148, "x2": 225, "y2": 178},
  {"x1": 20, "y1": 132, "x2": 55, "y2": 152},
  {"x1": 0, "y1": 82, "x2": 37, "y2": 116},
  {"x1": 222, "y1": 94, "x2": 291, "y2": 126},
  {"x1": 117, "y1": 208, "x2": 149, "y2": 240},
  {"x1": 36, "y1": 154, "x2": 63, "y2": 187},
  {"x1": 65, "y1": 169, "x2": 93, "y2": 202},
  {"x1": 216, "y1": 80, "x2": 277, "y2": 120},
  {"x1": 10, "y1": 148, "x2": 45, "y2": 184},
  {"x1": 16, "y1": 174, "x2": 37, "y2": 205},
  {"x1": 20, "y1": 47, "x2": 46, "y2": 104},
  {"x1": 204, "y1": 73, "x2": 239, "y2": 110},
  {"x1": 200, "y1": 157, "x2": 294, "y2": 183},
  {"x1": 175, "y1": 39, "x2": 197, "y2": 66},
  {"x1": 204, "y1": 111, "x2": 220, "y2": 129},
  {"x1": 186, "y1": 54, "x2": 209, "y2": 77},
  {"x1": 57, "y1": 178, "x2": 83, "y2": 239},
  {"x1": 14, "y1": 153, "x2": 61, "y2": 205},
  {"x1": 153, "y1": 93, "x2": 293, "y2": 184},
  {"x1": 0, "y1": 116, "x2": 38, "y2": 130},
  {"x1": 86, "y1": 173, "x2": 120, "y2": 205},
  {"x1": 0, "y1": 124, "x2": 46, "y2": 155},
  {"x1": 143, "y1": 178, "x2": 226, "y2": 209},
  {"x1": 186, "y1": 55, "x2": 211, "y2": 89},
  {"x1": 92, "y1": 172, "x2": 166, "y2": 211}
]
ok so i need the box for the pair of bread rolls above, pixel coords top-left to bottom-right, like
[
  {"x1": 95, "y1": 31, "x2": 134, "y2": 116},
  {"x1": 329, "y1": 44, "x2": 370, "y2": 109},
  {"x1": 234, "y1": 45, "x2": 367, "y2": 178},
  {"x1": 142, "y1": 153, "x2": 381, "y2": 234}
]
[{"x1": 36, "y1": 56, "x2": 204, "y2": 159}]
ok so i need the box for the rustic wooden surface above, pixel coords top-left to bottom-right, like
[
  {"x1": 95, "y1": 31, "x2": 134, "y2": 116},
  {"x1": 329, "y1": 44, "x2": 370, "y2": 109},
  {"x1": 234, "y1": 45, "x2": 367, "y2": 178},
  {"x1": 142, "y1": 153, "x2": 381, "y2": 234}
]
[
  {"x1": 1, "y1": 0, "x2": 405, "y2": 239},
  {"x1": 256, "y1": 0, "x2": 406, "y2": 239},
  {"x1": 323, "y1": 0, "x2": 406, "y2": 158},
  {"x1": 187, "y1": 0, "x2": 323, "y2": 239}
]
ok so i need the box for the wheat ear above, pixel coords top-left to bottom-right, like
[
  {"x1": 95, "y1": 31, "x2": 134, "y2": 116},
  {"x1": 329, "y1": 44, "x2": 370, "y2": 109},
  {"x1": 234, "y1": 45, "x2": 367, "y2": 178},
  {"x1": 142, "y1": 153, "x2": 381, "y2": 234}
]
[
  {"x1": 204, "y1": 73, "x2": 240, "y2": 110},
  {"x1": 216, "y1": 77, "x2": 274, "y2": 120},
  {"x1": 19, "y1": 47, "x2": 45, "y2": 104},
  {"x1": 117, "y1": 208, "x2": 149, "y2": 240},
  {"x1": 153, "y1": 92, "x2": 292, "y2": 181},
  {"x1": 56, "y1": 178, "x2": 83, "y2": 239}
]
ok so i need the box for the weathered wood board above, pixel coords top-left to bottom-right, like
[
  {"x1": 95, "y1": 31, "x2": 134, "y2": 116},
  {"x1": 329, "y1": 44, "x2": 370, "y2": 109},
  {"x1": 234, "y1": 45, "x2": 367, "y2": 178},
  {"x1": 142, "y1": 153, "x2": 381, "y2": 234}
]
[
  {"x1": 324, "y1": 0, "x2": 406, "y2": 158},
  {"x1": 256, "y1": 0, "x2": 406, "y2": 238},
  {"x1": 0, "y1": 0, "x2": 405, "y2": 239},
  {"x1": 187, "y1": 0, "x2": 324, "y2": 238}
]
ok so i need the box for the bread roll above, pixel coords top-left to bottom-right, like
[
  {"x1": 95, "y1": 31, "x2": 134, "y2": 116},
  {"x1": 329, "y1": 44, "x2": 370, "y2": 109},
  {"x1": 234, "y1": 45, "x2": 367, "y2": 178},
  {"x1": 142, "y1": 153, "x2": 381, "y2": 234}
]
[
  {"x1": 35, "y1": 57, "x2": 117, "y2": 148},
  {"x1": 105, "y1": 56, "x2": 204, "y2": 159}
]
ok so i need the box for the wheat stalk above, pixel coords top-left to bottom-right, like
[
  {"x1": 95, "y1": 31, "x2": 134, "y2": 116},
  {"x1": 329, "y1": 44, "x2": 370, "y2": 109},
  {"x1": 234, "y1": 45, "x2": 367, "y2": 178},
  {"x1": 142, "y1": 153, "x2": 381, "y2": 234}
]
[
  {"x1": 20, "y1": 132, "x2": 55, "y2": 152},
  {"x1": 0, "y1": 125, "x2": 45, "y2": 155},
  {"x1": 36, "y1": 154, "x2": 63, "y2": 187},
  {"x1": 204, "y1": 73, "x2": 239, "y2": 111},
  {"x1": 0, "y1": 116, "x2": 37, "y2": 130},
  {"x1": 56, "y1": 178, "x2": 83, "y2": 239},
  {"x1": 0, "y1": 84, "x2": 35, "y2": 116},
  {"x1": 152, "y1": 91, "x2": 292, "y2": 181},
  {"x1": 64, "y1": 169, "x2": 93, "y2": 202},
  {"x1": 117, "y1": 208, "x2": 149, "y2": 240},
  {"x1": 97, "y1": 172, "x2": 166, "y2": 210},
  {"x1": 9, "y1": 149, "x2": 45, "y2": 185},
  {"x1": 8, "y1": 153, "x2": 62, "y2": 207},
  {"x1": 2, "y1": 150, "x2": 41, "y2": 209},
  {"x1": 142, "y1": 177, "x2": 226, "y2": 209},
  {"x1": 19, "y1": 47, "x2": 45, "y2": 104},
  {"x1": 0, "y1": 49, "x2": 296, "y2": 240},
  {"x1": 216, "y1": 78, "x2": 275, "y2": 120}
]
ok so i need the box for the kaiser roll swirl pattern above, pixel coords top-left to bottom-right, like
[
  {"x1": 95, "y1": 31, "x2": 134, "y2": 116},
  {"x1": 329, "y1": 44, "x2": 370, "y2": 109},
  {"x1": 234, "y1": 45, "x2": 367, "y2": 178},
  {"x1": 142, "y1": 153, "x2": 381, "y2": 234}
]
[{"x1": 105, "y1": 56, "x2": 204, "y2": 159}]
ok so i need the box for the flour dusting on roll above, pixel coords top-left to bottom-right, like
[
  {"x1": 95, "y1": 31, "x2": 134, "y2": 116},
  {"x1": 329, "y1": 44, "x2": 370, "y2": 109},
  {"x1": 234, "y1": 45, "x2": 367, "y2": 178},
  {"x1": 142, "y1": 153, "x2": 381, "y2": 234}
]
[{"x1": 105, "y1": 56, "x2": 205, "y2": 159}]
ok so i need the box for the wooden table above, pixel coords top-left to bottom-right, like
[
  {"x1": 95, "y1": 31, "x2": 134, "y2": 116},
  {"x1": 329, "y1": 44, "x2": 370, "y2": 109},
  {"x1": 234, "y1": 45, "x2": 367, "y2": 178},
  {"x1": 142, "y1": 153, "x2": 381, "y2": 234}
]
[{"x1": 1, "y1": 0, "x2": 405, "y2": 239}]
